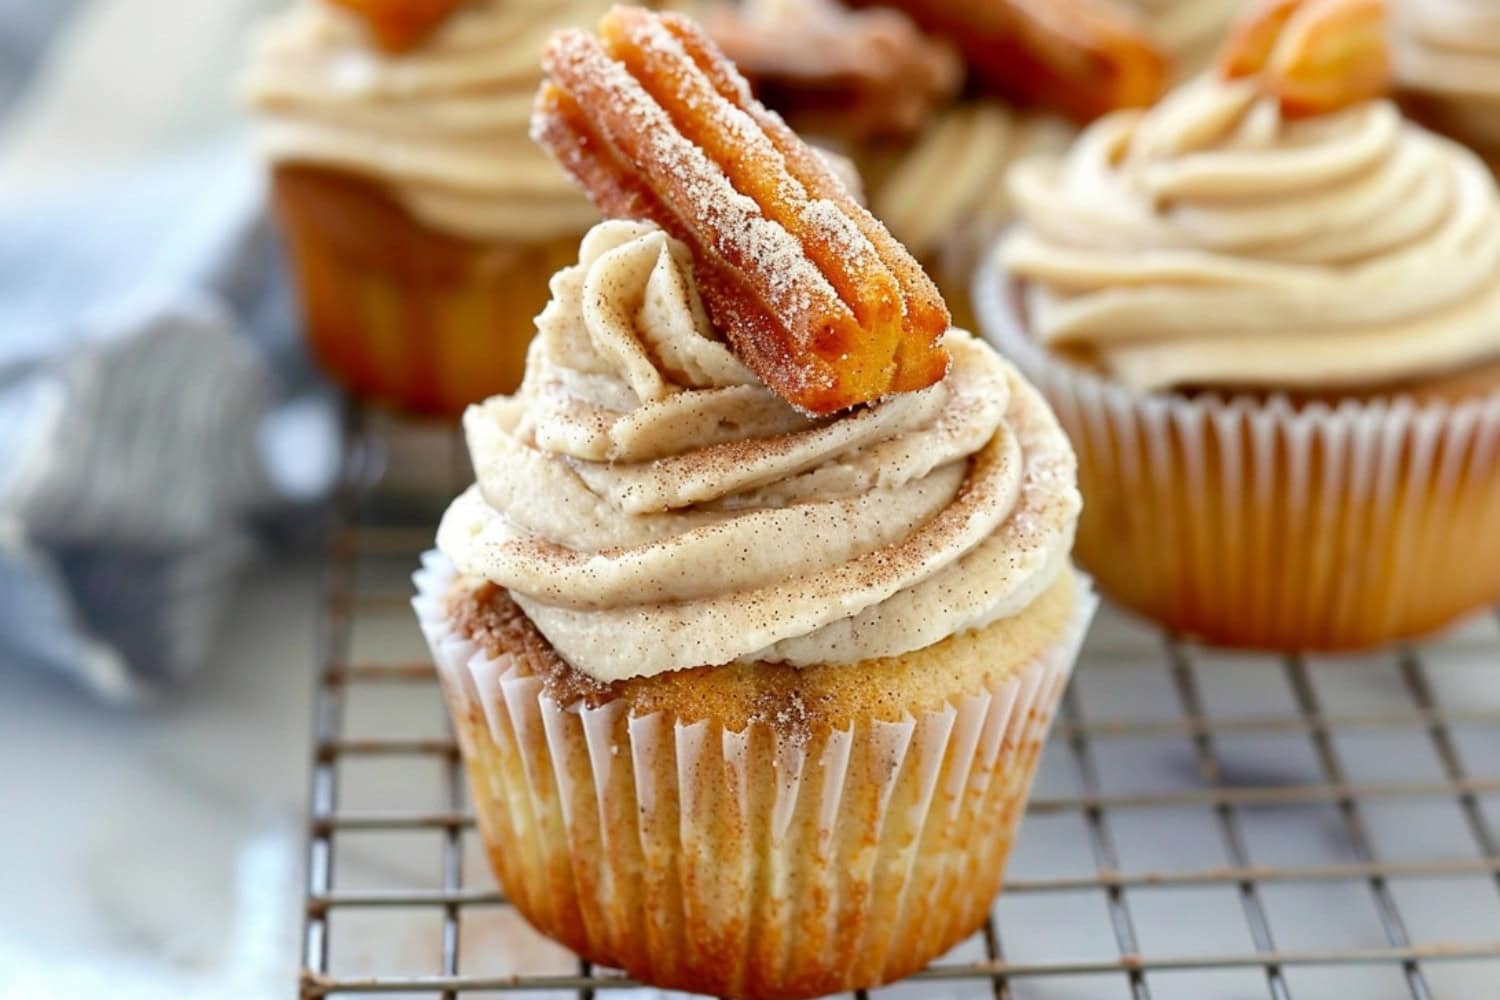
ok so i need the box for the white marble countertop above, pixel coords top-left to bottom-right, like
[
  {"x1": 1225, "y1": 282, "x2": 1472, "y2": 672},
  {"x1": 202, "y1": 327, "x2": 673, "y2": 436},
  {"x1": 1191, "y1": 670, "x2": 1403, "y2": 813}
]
[{"x1": 1, "y1": 558, "x2": 319, "y2": 1000}]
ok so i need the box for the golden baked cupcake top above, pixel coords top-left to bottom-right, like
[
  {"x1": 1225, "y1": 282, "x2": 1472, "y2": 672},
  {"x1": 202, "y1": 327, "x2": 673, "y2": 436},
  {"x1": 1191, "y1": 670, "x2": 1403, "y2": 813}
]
[
  {"x1": 435, "y1": 7, "x2": 1081, "y2": 683},
  {"x1": 242, "y1": 0, "x2": 612, "y2": 242},
  {"x1": 1002, "y1": 0, "x2": 1500, "y2": 391}
]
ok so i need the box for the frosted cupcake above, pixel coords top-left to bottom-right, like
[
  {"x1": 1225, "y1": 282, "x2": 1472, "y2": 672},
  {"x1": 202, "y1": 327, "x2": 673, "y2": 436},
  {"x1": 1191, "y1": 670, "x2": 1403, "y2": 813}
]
[
  {"x1": 414, "y1": 8, "x2": 1091, "y2": 996},
  {"x1": 244, "y1": 0, "x2": 617, "y2": 415},
  {"x1": 1394, "y1": 0, "x2": 1500, "y2": 169},
  {"x1": 976, "y1": 0, "x2": 1500, "y2": 649},
  {"x1": 417, "y1": 219, "x2": 1089, "y2": 998}
]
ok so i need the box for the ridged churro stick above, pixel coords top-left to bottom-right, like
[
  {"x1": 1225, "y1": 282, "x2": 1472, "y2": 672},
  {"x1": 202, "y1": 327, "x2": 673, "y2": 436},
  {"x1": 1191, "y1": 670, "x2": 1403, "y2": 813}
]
[
  {"x1": 531, "y1": 5, "x2": 951, "y2": 414},
  {"x1": 1219, "y1": 0, "x2": 1390, "y2": 118}
]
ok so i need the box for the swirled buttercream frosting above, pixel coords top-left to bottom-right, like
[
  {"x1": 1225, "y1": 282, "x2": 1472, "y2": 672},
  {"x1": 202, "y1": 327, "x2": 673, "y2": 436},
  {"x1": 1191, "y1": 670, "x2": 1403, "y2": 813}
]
[
  {"x1": 243, "y1": 0, "x2": 608, "y2": 242},
  {"x1": 436, "y1": 221, "x2": 1080, "y2": 682},
  {"x1": 1003, "y1": 76, "x2": 1500, "y2": 391},
  {"x1": 877, "y1": 102, "x2": 1073, "y2": 262}
]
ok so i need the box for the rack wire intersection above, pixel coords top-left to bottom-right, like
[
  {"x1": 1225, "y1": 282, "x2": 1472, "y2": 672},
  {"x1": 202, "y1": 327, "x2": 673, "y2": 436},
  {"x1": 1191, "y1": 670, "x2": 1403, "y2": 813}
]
[{"x1": 300, "y1": 413, "x2": 1500, "y2": 1000}]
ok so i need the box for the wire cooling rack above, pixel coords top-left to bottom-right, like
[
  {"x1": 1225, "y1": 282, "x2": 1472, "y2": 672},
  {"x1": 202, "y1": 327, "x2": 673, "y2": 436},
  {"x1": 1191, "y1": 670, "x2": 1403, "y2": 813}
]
[{"x1": 299, "y1": 411, "x2": 1500, "y2": 999}]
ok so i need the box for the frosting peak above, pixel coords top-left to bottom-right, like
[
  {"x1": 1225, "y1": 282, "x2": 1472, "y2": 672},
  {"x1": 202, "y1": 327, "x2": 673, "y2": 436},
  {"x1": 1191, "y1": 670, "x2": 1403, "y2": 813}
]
[
  {"x1": 569, "y1": 223, "x2": 756, "y2": 401},
  {"x1": 438, "y1": 221, "x2": 1080, "y2": 681},
  {"x1": 1004, "y1": 77, "x2": 1500, "y2": 391}
]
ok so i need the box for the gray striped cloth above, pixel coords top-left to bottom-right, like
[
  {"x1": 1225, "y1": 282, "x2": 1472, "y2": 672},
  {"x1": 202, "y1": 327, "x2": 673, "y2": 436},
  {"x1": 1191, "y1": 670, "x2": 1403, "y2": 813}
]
[{"x1": 0, "y1": 0, "x2": 338, "y2": 698}]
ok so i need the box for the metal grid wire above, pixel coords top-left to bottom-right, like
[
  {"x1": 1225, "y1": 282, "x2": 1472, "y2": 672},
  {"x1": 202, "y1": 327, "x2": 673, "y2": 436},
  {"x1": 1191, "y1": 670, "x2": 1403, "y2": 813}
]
[{"x1": 300, "y1": 412, "x2": 1500, "y2": 999}]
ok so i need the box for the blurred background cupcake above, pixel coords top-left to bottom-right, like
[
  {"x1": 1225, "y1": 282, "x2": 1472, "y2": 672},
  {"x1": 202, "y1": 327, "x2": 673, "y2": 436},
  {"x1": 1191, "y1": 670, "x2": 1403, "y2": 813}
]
[
  {"x1": 1393, "y1": 0, "x2": 1500, "y2": 171},
  {"x1": 701, "y1": 0, "x2": 964, "y2": 198},
  {"x1": 874, "y1": 102, "x2": 1075, "y2": 329},
  {"x1": 976, "y1": 0, "x2": 1500, "y2": 650},
  {"x1": 243, "y1": 0, "x2": 619, "y2": 417},
  {"x1": 821, "y1": 0, "x2": 1175, "y2": 325},
  {"x1": 704, "y1": 0, "x2": 1249, "y2": 328},
  {"x1": 1125, "y1": 0, "x2": 1247, "y2": 76}
]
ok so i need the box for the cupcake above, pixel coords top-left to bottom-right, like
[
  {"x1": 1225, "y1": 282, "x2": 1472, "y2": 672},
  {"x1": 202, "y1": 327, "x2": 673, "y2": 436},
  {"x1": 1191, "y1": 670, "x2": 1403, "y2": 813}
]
[
  {"x1": 244, "y1": 0, "x2": 619, "y2": 416},
  {"x1": 413, "y1": 8, "x2": 1092, "y2": 997},
  {"x1": 1393, "y1": 0, "x2": 1500, "y2": 169},
  {"x1": 976, "y1": 0, "x2": 1500, "y2": 650}
]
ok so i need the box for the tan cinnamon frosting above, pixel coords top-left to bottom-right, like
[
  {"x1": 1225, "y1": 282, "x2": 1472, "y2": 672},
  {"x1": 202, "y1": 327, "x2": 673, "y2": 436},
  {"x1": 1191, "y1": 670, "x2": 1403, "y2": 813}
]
[
  {"x1": 243, "y1": 0, "x2": 608, "y2": 242},
  {"x1": 1395, "y1": 0, "x2": 1500, "y2": 149},
  {"x1": 436, "y1": 221, "x2": 1080, "y2": 682},
  {"x1": 878, "y1": 102, "x2": 1073, "y2": 265},
  {"x1": 1003, "y1": 76, "x2": 1500, "y2": 392}
]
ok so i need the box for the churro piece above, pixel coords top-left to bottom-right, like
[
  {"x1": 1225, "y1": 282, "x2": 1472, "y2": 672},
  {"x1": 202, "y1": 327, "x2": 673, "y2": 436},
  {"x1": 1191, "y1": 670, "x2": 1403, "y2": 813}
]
[
  {"x1": 1272, "y1": 0, "x2": 1389, "y2": 117},
  {"x1": 533, "y1": 6, "x2": 950, "y2": 414},
  {"x1": 326, "y1": 0, "x2": 467, "y2": 53},
  {"x1": 703, "y1": 0, "x2": 962, "y2": 141},
  {"x1": 1218, "y1": 0, "x2": 1390, "y2": 118},
  {"x1": 846, "y1": 0, "x2": 1169, "y2": 123},
  {"x1": 1218, "y1": 0, "x2": 1304, "y2": 79}
]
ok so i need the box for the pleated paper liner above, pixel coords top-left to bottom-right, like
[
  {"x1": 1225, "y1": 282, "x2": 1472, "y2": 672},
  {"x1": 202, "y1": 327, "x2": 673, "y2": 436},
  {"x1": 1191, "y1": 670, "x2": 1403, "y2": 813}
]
[
  {"x1": 413, "y1": 552, "x2": 1096, "y2": 999},
  {"x1": 974, "y1": 255, "x2": 1500, "y2": 651},
  {"x1": 272, "y1": 165, "x2": 579, "y2": 418}
]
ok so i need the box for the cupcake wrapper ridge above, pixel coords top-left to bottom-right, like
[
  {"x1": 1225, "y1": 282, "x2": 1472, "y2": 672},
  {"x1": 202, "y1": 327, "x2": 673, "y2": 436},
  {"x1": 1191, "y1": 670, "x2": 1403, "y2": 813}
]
[
  {"x1": 413, "y1": 551, "x2": 1095, "y2": 999},
  {"x1": 975, "y1": 256, "x2": 1500, "y2": 650}
]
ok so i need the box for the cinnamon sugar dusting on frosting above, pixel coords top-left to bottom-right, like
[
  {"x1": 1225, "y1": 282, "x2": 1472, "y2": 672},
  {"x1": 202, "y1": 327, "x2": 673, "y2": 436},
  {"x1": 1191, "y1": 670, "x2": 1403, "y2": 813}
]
[
  {"x1": 443, "y1": 567, "x2": 1082, "y2": 741},
  {"x1": 436, "y1": 219, "x2": 1080, "y2": 682}
]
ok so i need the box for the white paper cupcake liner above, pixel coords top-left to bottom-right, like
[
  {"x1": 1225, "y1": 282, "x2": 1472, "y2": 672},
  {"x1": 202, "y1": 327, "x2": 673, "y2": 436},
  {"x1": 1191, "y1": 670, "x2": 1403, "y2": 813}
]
[
  {"x1": 412, "y1": 551, "x2": 1095, "y2": 998},
  {"x1": 974, "y1": 255, "x2": 1500, "y2": 650}
]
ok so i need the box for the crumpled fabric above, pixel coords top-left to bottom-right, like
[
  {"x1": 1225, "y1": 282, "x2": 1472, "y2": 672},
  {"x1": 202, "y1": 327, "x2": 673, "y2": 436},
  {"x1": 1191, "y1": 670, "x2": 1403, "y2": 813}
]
[{"x1": 0, "y1": 141, "x2": 340, "y2": 699}]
